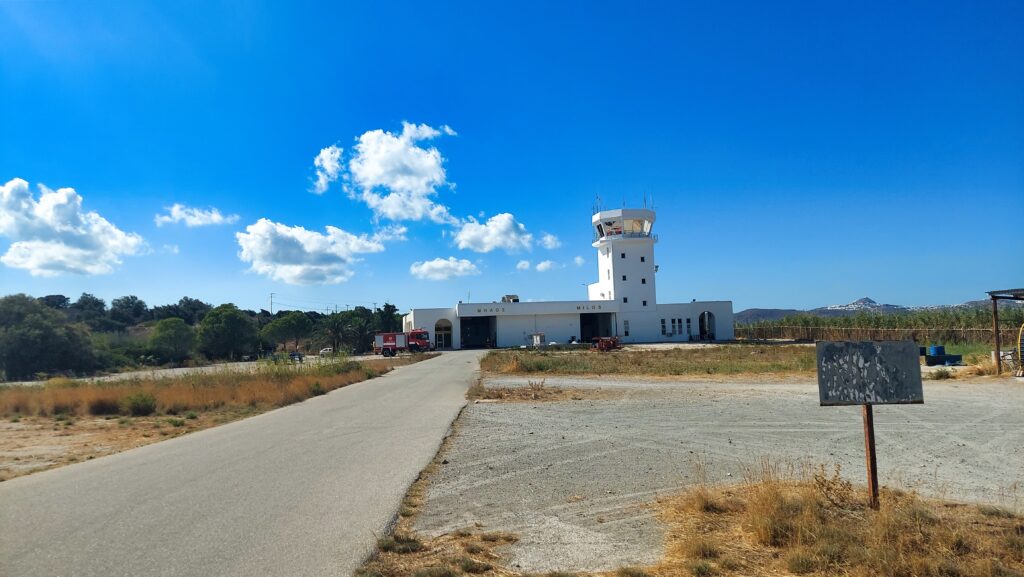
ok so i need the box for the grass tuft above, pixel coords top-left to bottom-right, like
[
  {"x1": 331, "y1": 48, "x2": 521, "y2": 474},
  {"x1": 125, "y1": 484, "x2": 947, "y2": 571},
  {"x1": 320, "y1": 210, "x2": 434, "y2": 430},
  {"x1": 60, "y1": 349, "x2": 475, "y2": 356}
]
[
  {"x1": 458, "y1": 557, "x2": 492, "y2": 574},
  {"x1": 377, "y1": 533, "x2": 423, "y2": 553}
]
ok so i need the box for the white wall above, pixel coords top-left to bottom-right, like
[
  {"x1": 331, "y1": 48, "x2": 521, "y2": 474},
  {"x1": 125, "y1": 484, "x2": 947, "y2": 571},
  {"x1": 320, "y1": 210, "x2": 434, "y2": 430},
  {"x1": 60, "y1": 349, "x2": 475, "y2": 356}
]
[
  {"x1": 404, "y1": 307, "x2": 461, "y2": 349},
  {"x1": 496, "y1": 314, "x2": 581, "y2": 347}
]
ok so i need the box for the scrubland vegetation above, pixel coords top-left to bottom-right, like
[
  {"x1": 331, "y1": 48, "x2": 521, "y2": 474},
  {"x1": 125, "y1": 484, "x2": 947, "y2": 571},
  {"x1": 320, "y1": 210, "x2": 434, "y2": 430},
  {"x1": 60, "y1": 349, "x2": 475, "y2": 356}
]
[
  {"x1": 652, "y1": 461, "x2": 1024, "y2": 577},
  {"x1": 481, "y1": 345, "x2": 818, "y2": 376},
  {"x1": 0, "y1": 292, "x2": 405, "y2": 381},
  {"x1": 737, "y1": 307, "x2": 1024, "y2": 345},
  {"x1": 0, "y1": 355, "x2": 434, "y2": 418}
]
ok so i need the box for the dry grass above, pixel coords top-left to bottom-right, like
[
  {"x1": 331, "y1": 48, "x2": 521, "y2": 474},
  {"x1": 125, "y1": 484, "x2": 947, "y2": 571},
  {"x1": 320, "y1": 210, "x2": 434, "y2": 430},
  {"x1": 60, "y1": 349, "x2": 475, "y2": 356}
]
[
  {"x1": 480, "y1": 345, "x2": 816, "y2": 377},
  {"x1": 0, "y1": 355, "x2": 436, "y2": 418},
  {"x1": 0, "y1": 354, "x2": 437, "y2": 481},
  {"x1": 466, "y1": 378, "x2": 619, "y2": 402},
  {"x1": 652, "y1": 463, "x2": 1024, "y2": 577}
]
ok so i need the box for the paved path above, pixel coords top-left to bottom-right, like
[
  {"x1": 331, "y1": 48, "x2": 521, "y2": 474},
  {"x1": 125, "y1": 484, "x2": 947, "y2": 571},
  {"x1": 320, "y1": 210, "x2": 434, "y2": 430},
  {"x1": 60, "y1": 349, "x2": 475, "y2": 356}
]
[{"x1": 0, "y1": 351, "x2": 482, "y2": 577}]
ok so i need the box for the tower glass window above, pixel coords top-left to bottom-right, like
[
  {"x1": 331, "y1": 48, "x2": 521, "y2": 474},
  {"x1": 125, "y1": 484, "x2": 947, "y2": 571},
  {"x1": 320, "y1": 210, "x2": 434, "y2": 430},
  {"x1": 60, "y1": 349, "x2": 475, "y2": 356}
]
[
  {"x1": 622, "y1": 297, "x2": 628, "y2": 303},
  {"x1": 620, "y1": 252, "x2": 625, "y2": 259},
  {"x1": 641, "y1": 278, "x2": 646, "y2": 284},
  {"x1": 640, "y1": 256, "x2": 645, "y2": 262},
  {"x1": 622, "y1": 275, "x2": 627, "y2": 281},
  {"x1": 642, "y1": 300, "x2": 647, "y2": 306}
]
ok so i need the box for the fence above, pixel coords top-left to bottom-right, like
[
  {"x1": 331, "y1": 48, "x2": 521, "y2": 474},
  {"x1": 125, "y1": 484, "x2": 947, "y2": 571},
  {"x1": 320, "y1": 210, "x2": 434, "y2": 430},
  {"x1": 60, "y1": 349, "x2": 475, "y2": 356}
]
[{"x1": 734, "y1": 325, "x2": 1018, "y2": 346}]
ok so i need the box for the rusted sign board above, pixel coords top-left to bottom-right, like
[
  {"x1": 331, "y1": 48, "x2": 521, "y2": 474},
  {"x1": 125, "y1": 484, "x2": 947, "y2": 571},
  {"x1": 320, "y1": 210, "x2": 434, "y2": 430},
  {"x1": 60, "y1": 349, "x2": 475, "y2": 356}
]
[{"x1": 817, "y1": 341, "x2": 923, "y2": 406}]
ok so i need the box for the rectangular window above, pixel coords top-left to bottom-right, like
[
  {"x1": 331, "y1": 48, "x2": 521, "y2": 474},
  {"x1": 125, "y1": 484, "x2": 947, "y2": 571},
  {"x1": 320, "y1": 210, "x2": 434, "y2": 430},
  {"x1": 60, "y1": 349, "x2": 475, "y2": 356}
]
[
  {"x1": 660, "y1": 319, "x2": 666, "y2": 335},
  {"x1": 640, "y1": 256, "x2": 645, "y2": 262},
  {"x1": 622, "y1": 275, "x2": 627, "y2": 281},
  {"x1": 623, "y1": 320, "x2": 630, "y2": 337},
  {"x1": 671, "y1": 318, "x2": 677, "y2": 333},
  {"x1": 607, "y1": 270, "x2": 610, "y2": 280},
  {"x1": 642, "y1": 300, "x2": 647, "y2": 306},
  {"x1": 622, "y1": 297, "x2": 628, "y2": 303},
  {"x1": 641, "y1": 278, "x2": 646, "y2": 284},
  {"x1": 620, "y1": 252, "x2": 625, "y2": 259}
]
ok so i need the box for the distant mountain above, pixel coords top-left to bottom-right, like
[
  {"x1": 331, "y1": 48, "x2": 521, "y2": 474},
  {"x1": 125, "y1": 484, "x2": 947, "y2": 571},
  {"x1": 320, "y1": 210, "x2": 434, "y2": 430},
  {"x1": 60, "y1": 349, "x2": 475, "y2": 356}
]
[{"x1": 734, "y1": 296, "x2": 1022, "y2": 324}]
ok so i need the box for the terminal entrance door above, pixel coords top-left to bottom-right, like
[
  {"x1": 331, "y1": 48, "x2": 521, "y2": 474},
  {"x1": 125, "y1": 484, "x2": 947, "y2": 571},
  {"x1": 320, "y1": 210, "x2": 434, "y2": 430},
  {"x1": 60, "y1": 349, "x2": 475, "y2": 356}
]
[
  {"x1": 461, "y1": 316, "x2": 496, "y2": 348},
  {"x1": 580, "y1": 312, "x2": 614, "y2": 342}
]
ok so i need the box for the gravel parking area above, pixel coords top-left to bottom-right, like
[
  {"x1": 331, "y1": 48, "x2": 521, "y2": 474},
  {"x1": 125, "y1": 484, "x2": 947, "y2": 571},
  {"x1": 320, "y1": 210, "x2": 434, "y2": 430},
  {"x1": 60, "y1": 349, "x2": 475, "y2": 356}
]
[{"x1": 414, "y1": 376, "x2": 1024, "y2": 572}]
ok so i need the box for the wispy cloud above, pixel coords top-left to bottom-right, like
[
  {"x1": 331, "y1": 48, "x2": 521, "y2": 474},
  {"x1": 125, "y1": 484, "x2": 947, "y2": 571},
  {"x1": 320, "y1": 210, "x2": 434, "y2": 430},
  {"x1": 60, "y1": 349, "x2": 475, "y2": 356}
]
[
  {"x1": 155, "y1": 204, "x2": 239, "y2": 227},
  {"x1": 409, "y1": 256, "x2": 479, "y2": 280},
  {"x1": 311, "y1": 144, "x2": 343, "y2": 194}
]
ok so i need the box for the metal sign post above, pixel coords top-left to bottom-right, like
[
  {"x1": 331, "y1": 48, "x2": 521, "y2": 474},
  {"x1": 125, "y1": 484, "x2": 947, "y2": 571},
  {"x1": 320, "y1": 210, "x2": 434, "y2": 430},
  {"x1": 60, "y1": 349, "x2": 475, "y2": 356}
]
[{"x1": 816, "y1": 341, "x2": 923, "y2": 509}]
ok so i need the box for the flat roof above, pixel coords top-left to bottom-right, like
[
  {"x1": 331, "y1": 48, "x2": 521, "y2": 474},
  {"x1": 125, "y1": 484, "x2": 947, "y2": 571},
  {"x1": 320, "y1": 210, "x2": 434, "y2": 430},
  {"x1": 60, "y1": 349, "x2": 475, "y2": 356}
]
[{"x1": 987, "y1": 288, "x2": 1024, "y2": 300}]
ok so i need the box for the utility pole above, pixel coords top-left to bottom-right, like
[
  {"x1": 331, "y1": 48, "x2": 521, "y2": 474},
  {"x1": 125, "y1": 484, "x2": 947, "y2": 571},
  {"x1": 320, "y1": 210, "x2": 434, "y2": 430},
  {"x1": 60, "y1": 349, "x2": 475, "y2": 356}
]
[{"x1": 270, "y1": 293, "x2": 275, "y2": 315}]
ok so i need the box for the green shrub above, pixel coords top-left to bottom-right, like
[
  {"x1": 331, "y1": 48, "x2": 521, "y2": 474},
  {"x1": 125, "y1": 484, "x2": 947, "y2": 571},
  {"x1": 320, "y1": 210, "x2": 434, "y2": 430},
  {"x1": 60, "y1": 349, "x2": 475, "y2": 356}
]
[
  {"x1": 786, "y1": 549, "x2": 816, "y2": 574},
  {"x1": 121, "y1": 392, "x2": 157, "y2": 416},
  {"x1": 167, "y1": 417, "x2": 186, "y2": 427},
  {"x1": 309, "y1": 381, "x2": 326, "y2": 396}
]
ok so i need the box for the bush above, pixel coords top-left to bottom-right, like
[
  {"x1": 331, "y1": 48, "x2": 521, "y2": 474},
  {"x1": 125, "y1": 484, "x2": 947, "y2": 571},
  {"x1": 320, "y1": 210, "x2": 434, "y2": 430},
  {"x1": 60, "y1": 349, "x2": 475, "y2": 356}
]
[
  {"x1": 309, "y1": 381, "x2": 326, "y2": 396},
  {"x1": 121, "y1": 392, "x2": 157, "y2": 416},
  {"x1": 87, "y1": 395, "x2": 121, "y2": 415},
  {"x1": 458, "y1": 558, "x2": 492, "y2": 574},
  {"x1": 377, "y1": 533, "x2": 423, "y2": 553},
  {"x1": 785, "y1": 549, "x2": 816, "y2": 574}
]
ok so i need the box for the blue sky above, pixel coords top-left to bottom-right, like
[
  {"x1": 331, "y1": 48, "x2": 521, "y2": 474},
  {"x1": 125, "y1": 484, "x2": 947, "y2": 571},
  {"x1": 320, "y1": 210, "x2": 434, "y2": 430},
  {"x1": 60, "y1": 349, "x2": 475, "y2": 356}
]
[{"x1": 1, "y1": 1, "x2": 1021, "y2": 313}]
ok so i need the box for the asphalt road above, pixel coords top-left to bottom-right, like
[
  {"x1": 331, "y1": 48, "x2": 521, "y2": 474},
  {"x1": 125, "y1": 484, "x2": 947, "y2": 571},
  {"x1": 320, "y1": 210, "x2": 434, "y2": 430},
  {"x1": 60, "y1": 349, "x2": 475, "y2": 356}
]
[{"x1": 0, "y1": 350, "x2": 481, "y2": 577}]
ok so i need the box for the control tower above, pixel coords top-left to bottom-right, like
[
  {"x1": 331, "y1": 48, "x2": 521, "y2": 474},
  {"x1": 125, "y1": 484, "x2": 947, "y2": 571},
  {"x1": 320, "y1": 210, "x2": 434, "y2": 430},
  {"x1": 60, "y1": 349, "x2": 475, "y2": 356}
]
[{"x1": 587, "y1": 208, "x2": 658, "y2": 312}]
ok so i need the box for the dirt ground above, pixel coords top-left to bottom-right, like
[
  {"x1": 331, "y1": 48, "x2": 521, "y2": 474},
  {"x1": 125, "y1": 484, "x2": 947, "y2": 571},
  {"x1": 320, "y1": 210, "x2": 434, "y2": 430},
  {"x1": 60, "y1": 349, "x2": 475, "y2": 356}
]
[
  {"x1": 0, "y1": 410, "x2": 256, "y2": 481},
  {"x1": 414, "y1": 375, "x2": 1024, "y2": 573}
]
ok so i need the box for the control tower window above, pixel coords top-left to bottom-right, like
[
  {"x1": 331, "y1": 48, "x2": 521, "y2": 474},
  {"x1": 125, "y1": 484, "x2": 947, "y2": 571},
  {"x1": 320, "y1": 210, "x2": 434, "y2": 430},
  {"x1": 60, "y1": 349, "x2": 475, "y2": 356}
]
[
  {"x1": 640, "y1": 256, "x2": 646, "y2": 262},
  {"x1": 620, "y1": 252, "x2": 625, "y2": 259}
]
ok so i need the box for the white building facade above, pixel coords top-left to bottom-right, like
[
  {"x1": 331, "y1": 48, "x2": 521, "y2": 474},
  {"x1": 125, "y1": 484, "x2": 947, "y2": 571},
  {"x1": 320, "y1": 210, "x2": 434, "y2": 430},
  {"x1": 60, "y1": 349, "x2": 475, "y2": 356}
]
[{"x1": 404, "y1": 208, "x2": 734, "y2": 349}]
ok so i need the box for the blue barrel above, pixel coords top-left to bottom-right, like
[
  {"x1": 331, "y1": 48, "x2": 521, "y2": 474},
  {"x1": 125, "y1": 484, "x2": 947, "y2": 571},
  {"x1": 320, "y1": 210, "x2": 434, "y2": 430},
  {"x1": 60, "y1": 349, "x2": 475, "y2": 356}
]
[{"x1": 929, "y1": 345, "x2": 946, "y2": 356}]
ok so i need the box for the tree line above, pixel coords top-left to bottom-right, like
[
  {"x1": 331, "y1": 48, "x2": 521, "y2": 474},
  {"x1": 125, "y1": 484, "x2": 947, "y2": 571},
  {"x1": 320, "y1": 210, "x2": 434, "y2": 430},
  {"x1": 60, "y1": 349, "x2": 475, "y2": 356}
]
[
  {"x1": 0, "y1": 293, "x2": 403, "y2": 381},
  {"x1": 734, "y1": 307, "x2": 1024, "y2": 345}
]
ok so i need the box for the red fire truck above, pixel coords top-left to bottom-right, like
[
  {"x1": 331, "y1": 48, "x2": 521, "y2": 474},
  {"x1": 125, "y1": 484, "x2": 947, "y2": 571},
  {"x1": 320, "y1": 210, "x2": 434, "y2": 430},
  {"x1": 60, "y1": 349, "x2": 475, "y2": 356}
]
[{"x1": 373, "y1": 329, "x2": 432, "y2": 357}]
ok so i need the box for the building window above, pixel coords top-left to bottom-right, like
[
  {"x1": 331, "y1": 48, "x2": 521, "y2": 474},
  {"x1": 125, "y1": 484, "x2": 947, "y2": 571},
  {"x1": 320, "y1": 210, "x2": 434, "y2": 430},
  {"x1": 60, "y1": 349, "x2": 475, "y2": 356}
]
[
  {"x1": 622, "y1": 275, "x2": 627, "y2": 281},
  {"x1": 641, "y1": 278, "x2": 646, "y2": 284},
  {"x1": 661, "y1": 319, "x2": 666, "y2": 335},
  {"x1": 671, "y1": 318, "x2": 677, "y2": 334},
  {"x1": 622, "y1": 297, "x2": 628, "y2": 303},
  {"x1": 686, "y1": 318, "x2": 692, "y2": 336},
  {"x1": 640, "y1": 256, "x2": 645, "y2": 262},
  {"x1": 642, "y1": 300, "x2": 647, "y2": 306},
  {"x1": 607, "y1": 270, "x2": 610, "y2": 280},
  {"x1": 620, "y1": 252, "x2": 625, "y2": 259},
  {"x1": 623, "y1": 320, "x2": 630, "y2": 337}
]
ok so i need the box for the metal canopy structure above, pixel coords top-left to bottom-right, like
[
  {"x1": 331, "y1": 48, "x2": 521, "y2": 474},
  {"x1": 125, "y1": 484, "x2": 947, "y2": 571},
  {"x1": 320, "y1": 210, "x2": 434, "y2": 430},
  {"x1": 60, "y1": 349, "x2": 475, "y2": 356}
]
[{"x1": 987, "y1": 288, "x2": 1024, "y2": 375}]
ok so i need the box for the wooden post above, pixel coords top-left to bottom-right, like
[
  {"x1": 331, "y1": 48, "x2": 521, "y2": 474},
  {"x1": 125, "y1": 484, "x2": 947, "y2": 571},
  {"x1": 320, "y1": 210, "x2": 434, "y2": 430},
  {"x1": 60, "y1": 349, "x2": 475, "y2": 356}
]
[
  {"x1": 862, "y1": 404, "x2": 879, "y2": 509},
  {"x1": 993, "y1": 297, "x2": 1002, "y2": 375}
]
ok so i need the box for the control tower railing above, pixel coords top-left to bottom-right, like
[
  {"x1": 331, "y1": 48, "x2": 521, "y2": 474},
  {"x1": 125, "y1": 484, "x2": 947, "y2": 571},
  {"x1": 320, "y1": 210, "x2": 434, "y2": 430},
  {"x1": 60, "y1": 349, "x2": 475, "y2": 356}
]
[{"x1": 593, "y1": 232, "x2": 659, "y2": 242}]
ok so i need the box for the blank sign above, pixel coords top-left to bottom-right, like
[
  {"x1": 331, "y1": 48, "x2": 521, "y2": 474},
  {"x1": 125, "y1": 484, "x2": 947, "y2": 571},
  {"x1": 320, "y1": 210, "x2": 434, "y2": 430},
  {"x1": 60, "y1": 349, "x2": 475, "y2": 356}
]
[{"x1": 816, "y1": 341, "x2": 923, "y2": 406}]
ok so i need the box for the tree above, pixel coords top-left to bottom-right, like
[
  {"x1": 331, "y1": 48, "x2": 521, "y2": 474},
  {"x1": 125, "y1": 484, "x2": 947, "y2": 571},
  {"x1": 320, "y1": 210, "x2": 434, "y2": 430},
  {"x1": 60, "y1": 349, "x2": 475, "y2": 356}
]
[
  {"x1": 150, "y1": 318, "x2": 195, "y2": 364},
  {"x1": 0, "y1": 294, "x2": 96, "y2": 380},
  {"x1": 38, "y1": 295, "x2": 70, "y2": 310},
  {"x1": 374, "y1": 303, "x2": 401, "y2": 333},
  {"x1": 260, "y1": 311, "x2": 313, "y2": 352},
  {"x1": 197, "y1": 304, "x2": 258, "y2": 360},
  {"x1": 110, "y1": 295, "x2": 150, "y2": 326},
  {"x1": 317, "y1": 313, "x2": 347, "y2": 354}
]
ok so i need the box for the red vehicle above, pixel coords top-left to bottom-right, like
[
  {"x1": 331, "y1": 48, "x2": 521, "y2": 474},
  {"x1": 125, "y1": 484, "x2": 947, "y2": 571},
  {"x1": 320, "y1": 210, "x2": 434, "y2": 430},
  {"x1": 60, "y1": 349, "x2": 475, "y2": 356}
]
[{"x1": 374, "y1": 329, "x2": 432, "y2": 357}]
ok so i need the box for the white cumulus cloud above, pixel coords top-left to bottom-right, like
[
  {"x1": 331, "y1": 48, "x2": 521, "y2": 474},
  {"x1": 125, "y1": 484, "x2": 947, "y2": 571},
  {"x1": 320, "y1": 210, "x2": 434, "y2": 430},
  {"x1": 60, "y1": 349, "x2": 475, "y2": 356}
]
[
  {"x1": 409, "y1": 257, "x2": 479, "y2": 280},
  {"x1": 574, "y1": 256, "x2": 585, "y2": 266},
  {"x1": 154, "y1": 203, "x2": 239, "y2": 227},
  {"x1": 454, "y1": 213, "x2": 533, "y2": 253},
  {"x1": 0, "y1": 178, "x2": 144, "y2": 276},
  {"x1": 536, "y1": 260, "x2": 560, "y2": 272},
  {"x1": 311, "y1": 145, "x2": 343, "y2": 194},
  {"x1": 540, "y1": 233, "x2": 561, "y2": 249},
  {"x1": 235, "y1": 218, "x2": 397, "y2": 285},
  {"x1": 516, "y1": 260, "x2": 531, "y2": 271},
  {"x1": 347, "y1": 122, "x2": 457, "y2": 224}
]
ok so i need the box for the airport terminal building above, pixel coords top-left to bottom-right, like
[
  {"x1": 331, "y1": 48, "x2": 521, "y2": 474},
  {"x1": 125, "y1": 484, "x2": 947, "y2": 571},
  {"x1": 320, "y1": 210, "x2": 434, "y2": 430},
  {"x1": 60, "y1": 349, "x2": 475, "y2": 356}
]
[{"x1": 403, "y1": 208, "x2": 734, "y2": 349}]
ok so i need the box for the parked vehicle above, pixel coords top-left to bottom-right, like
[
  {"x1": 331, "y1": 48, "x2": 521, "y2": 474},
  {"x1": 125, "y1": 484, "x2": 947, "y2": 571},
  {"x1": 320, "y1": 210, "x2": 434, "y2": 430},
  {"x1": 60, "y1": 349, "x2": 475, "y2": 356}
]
[
  {"x1": 373, "y1": 329, "x2": 432, "y2": 357},
  {"x1": 289, "y1": 351, "x2": 304, "y2": 362},
  {"x1": 319, "y1": 347, "x2": 333, "y2": 356}
]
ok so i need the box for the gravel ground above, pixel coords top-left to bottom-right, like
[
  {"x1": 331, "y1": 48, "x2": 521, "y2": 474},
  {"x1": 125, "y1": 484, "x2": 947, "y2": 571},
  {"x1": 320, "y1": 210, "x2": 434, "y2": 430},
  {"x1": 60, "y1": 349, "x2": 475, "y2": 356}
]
[{"x1": 415, "y1": 375, "x2": 1024, "y2": 573}]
